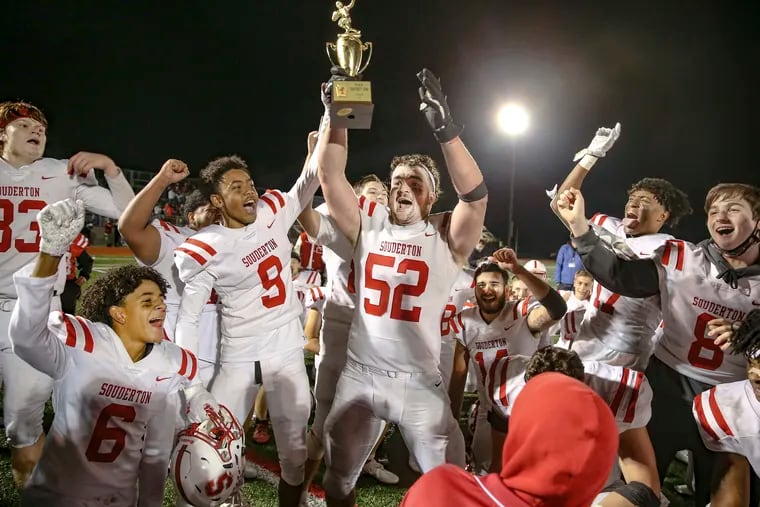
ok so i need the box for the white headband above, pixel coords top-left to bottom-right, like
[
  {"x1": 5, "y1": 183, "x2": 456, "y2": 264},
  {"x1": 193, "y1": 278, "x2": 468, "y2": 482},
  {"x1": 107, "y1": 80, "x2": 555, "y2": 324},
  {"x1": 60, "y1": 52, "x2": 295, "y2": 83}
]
[{"x1": 417, "y1": 164, "x2": 437, "y2": 195}]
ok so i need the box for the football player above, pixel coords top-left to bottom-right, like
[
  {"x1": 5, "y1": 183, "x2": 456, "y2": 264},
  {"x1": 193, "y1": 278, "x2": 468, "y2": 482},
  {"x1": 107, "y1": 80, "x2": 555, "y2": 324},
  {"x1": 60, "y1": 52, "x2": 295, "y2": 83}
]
[
  {"x1": 313, "y1": 68, "x2": 488, "y2": 506},
  {"x1": 118, "y1": 160, "x2": 221, "y2": 385},
  {"x1": 556, "y1": 182, "x2": 760, "y2": 505},
  {"x1": 448, "y1": 250, "x2": 566, "y2": 472},
  {"x1": 555, "y1": 269, "x2": 594, "y2": 350},
  {"x1": 692, "y1": 309, "x2": 760, "y2": 506},
  {"x1": 174, "y1": 124, "x2": 326, "y2": 506},
  {"x1": 9, "y1": 199, "x2": 221, "y2": 506},
  {"x1": 298, "y1": 172, "x2": 399, "y2": 487},
  {"x1": 489, "y1": 347, "x2": 661, "y2": 507},
  {"x1": 550, "y1": 123, "x2": 692, "y2": 370},
  {"x1": 0, "y1": 101, "x2": 135, "y2": 487}
]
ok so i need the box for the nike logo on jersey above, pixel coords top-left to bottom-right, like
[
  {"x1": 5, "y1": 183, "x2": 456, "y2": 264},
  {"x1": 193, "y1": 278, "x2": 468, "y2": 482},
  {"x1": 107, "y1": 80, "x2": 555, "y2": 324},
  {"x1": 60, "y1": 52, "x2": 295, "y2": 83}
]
[
  {"x1": 267, "y1": 219, "x2": 276, "y2": 228},
  {"x1": 425, "y1": 231, "x2": 436, "y2": 237},
  {"x1": 504, "y1": 324, "x2": 515, "y2": 331},
  {"x1": 155, "y1": 376, "x2": 172, "y2": 382},
  {"x1": 435, "y1": 380, "x2": 442, "y2": 387},
  {"x1": 41, "y1": 176, "x2": 56, "y2": 180}
]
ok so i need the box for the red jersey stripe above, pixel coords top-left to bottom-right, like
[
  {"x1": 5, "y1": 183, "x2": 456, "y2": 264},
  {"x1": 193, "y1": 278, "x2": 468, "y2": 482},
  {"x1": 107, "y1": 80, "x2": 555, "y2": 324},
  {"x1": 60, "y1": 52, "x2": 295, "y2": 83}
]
[
  {"x1": 178, "y1": 349, "x2": 188, "y2": 376},
  {"x1": 709, "y1": 388, "x2": 734, "y2": 437},
  {"x1": 623, "y1": 371, "x2": 644, "y2": 423},
  {"x1": 260, "y1": 194, "x2": 278, "y2": 214},
  {"x1": 74, "y1": 316, "x2": 94, "y2": 353},
  {"x1": 694, "y1": 391, "x2": 720, "y2": 440},
  {"x1": 61, "y1": 313, "x2": 77, "y2": 348},
  {"x1": 675, "y1": 240, "x2": 685, "y2": 271},
  {"x1": 186, "y1": 238, "x2": 217, "y2": 256},
  {"x1": 176, "y1": 247, "x2": 207, "y2": 266},
  {"x1": 610, "y1": 367, "x2": 630, "y2": 416},
  {"x1": 188, "y1": 351, "x2": 198, "y2": 381},
  {"x1": 267, "y1": 190, "x2": 286, "y2": 209}
]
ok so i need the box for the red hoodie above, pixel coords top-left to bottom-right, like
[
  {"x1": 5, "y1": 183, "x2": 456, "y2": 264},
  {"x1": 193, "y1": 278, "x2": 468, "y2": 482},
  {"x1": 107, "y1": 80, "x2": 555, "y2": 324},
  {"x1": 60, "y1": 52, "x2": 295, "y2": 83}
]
[{"x1": 400, "y1": 373, "x2": 618, "y2": 507}]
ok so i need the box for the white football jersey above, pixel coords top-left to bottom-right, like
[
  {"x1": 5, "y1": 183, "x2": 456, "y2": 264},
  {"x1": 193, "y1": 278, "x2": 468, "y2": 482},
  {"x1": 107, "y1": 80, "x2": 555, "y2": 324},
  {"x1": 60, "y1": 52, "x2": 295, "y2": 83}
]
[
  {"x1": 312, "y1": 201, "x2": 357, "y2": 325},
  {"x1": 142, "y1": 219, "x2": 220, "y2": 362},
  {"x1": 142, "y1": 219, "x2": 195, "y2": 307},
  {"x1": 295, "y1": 269, "x2": 322, "y2": 287},
  {"x1": 453, "y1": 299, "x2": 542, "y2": 411},
  {"x1": 10, "y1": 269, "x2": 198, "y2": 505},
  {"x1": 347, "y1": 198, "x2": 460, "y2": 372},
  {"x1": 440, "y1": 269, "x2": 475, "y2": 385},
  {"x1": 492, "y1": 357, "x2": 652, "y2": 433},
  {"x1": 175, "y1": 188, "x2": 309, "y2": 362},
  {"x1": 296, "y1": 285, "x2": 327, "y2": 326},
  {"x1": 0, "y1": 157, "x2": 134, "y2": 300},
  {"x1": 556, "y1": 294, "x2": 590, "y2": 350},
  {"x1": 572, "y1": 213, "x2": 670, "y2": 364},
  {"x1": 693, "y1": 380, "x2": 760, "y2": 476},
  {"x1": 655, "y1": 240, "x2": 754, "y2": 384}
]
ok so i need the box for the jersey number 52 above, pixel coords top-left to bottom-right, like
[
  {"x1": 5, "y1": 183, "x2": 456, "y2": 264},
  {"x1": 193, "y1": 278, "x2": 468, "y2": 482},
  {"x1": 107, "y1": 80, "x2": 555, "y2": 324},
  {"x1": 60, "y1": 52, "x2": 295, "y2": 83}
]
[{"x1": 363, "y1": 253, "x2": 429, "y2": 322}]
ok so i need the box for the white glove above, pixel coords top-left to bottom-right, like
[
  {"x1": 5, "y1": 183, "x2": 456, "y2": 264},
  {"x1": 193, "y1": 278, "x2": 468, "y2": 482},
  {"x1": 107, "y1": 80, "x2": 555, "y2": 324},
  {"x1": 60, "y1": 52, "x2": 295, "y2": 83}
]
[
  {"x1": 183, "y1": 383, "x2": 221, "y2": 423},
  {"x1": 37, "y1": 199, "x2": 85, "y2": 256},
  {"x1": 573, "y1": 122, "x2": 621, "y2": 161}
]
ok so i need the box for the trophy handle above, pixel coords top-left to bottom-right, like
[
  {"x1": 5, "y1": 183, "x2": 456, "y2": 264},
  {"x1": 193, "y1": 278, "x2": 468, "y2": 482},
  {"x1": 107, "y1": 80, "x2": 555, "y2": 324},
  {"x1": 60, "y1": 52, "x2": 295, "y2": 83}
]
[
  {"x1": 325, "y1": 42, "x2": 339, "y2": 68},
  {"x1": 357, "y1": 42, "x2": 373, "y2": 76}
]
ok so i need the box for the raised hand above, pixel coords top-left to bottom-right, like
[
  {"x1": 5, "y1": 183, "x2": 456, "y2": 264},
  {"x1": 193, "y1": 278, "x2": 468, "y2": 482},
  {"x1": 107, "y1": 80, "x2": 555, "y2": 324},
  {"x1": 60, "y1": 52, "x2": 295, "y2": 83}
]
[
  {"x1": 158, "y1": 159, "x2": 190, "y2": 184},
  {"x1": 417, "y1": 68, "x2": 462, "y2": 143},
  {"x1": 556, "y1": 188, "x2": 589, "y2": 237},
  {"x1": 37, "y1": 199, "x2": 85, "y2": 256},
  {"x1": 492, "y1": 247, "x2": 520, "y2": 273},
  {"x1": 574, "y1": 122, "x2": 621, "y2": 161},
  {"x1": 67, "y1": 151, "x2": 119, "y2": 177}
]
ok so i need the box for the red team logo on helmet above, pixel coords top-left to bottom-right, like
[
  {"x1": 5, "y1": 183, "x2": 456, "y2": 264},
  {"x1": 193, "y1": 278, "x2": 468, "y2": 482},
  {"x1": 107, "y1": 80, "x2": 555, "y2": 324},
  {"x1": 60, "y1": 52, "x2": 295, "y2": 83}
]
[{"x1": 171, "y1": 404, "x2": 244, "y2": 507}]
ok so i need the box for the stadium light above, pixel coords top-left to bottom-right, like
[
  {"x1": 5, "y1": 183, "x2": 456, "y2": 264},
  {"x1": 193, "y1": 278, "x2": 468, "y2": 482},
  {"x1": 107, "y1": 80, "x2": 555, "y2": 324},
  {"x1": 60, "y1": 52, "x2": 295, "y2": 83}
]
[{"x1": 497, "y1": 103, "x2": 529, "y2": 137}]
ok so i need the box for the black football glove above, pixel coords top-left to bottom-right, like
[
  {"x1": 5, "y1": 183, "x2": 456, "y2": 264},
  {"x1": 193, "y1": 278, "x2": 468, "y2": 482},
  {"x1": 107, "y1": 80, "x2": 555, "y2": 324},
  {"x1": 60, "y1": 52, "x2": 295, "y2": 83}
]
[{"x1": 417, "y1": 68, "x2": 463, "y2": 143}]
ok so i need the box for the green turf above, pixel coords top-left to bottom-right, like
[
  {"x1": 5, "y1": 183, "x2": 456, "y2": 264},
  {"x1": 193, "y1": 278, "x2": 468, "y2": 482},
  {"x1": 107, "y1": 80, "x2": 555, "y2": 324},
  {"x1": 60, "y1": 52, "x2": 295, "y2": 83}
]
[{"x1": 0, "y1": 255, "x2": 694, "y2": 506}]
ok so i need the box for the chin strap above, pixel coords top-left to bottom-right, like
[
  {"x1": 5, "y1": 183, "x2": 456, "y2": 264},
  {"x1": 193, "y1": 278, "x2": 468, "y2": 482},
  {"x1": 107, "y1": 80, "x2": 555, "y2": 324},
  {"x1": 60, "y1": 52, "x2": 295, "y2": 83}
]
[{"x1": 712, "y1": 220, "x2": 760, "y2": 258}]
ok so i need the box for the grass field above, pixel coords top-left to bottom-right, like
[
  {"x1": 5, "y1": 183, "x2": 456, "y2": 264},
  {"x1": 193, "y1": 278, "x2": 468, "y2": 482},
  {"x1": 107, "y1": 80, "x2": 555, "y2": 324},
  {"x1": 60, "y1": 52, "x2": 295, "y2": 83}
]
[{"x1": 0, "y1": 254, "x2": 694, "y2": 506}]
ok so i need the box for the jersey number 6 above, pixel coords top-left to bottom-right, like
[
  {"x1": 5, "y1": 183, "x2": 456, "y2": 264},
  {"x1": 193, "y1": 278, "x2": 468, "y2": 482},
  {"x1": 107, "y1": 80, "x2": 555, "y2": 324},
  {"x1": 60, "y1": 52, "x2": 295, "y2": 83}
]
[{"x1": 363, "y1": 253, "x2": 429, "y2": 322}]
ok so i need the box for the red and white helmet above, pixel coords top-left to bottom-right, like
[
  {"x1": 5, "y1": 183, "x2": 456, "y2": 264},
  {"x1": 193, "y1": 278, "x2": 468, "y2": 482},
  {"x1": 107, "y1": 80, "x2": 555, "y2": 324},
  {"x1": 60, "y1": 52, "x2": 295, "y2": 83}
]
[
  {"x1": 523, "y1": 259, "x2": 548, "y2": 280},
  {"x1": 171, "y1": 404, "x2": 245, "y2": 507}
]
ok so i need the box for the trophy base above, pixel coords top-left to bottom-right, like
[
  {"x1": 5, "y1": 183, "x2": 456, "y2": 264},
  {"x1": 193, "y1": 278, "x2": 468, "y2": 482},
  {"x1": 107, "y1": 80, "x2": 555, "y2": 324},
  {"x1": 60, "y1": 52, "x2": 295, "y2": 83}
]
[{"x1": 328, "y1": 102, "x2": 374, "y2": 130}]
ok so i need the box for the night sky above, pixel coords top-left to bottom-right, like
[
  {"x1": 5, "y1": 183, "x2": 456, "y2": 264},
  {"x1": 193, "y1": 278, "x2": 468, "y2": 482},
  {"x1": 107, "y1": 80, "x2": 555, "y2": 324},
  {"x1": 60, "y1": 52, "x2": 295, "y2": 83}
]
[{"x1": 5, "y1": 1, "x2": 757, "y2": 257}]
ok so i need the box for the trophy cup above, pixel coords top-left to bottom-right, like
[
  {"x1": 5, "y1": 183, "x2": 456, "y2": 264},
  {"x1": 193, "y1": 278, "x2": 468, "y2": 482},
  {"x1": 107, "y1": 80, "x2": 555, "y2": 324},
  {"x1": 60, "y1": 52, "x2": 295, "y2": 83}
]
[{"x1": 326, "y1": 0, "x2": 374, "y2": 129}]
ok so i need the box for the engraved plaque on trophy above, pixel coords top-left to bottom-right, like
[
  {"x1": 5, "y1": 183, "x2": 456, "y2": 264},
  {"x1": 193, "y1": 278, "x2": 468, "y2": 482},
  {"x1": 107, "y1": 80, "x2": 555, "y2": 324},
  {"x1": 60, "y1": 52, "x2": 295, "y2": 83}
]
[{"x1": 326, "y1": 0, "x2": 374, "y2": 129}]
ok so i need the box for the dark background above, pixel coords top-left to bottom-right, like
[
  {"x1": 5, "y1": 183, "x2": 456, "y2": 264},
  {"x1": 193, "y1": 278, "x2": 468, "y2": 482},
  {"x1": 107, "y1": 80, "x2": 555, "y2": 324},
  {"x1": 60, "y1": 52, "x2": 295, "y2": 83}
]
[{"x1": 4, "y1": 1, "x2": 757, "y2": 256}]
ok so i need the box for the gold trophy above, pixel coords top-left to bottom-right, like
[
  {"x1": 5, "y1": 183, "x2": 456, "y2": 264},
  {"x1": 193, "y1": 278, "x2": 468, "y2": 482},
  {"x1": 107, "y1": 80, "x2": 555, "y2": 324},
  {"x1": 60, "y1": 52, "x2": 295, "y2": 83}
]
[{"x1": 326, "y1": 0, "x2": 374, "y2": 129}]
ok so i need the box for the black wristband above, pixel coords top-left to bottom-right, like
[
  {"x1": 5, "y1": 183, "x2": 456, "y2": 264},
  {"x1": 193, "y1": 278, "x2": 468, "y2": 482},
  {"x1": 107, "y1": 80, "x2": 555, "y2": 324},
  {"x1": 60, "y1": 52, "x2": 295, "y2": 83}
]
[
  {"x1": 433, "y1": 121, "x2": 463, "y2": 144},
  {"x1": 457, "y1": 180, "x2": 488, "y2": 202},
  {"x1": 538, "y1": 288, "x2": 567, "y2": 321}
]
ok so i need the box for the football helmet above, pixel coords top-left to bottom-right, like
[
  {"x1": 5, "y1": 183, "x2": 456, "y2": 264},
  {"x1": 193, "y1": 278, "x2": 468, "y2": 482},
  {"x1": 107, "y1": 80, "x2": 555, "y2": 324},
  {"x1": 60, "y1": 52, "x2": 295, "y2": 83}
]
[
  {"x1": 171, "y1": 404, "x2": 245, "y2": 507},
  {"x1": 523, "y1": 259, "x2": 547, "y2": 280}
]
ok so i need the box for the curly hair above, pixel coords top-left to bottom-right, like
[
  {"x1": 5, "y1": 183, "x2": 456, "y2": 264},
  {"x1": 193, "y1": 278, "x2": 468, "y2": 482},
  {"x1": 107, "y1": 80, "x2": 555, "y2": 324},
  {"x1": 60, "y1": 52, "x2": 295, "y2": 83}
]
[
  {"x1": 199, "y1": 155, "x2": 249, "y2": 194},
  {"x1": 628, "y1": 178, "x2": 692, "y2": 227},
  {"x1": 704, "y1": 183, "x2": 760, "y2": 221},
  {"x1": 389, "y1": 154, "x2": 441, "y2": 198},
  {"x1": 729, "y1": 309, "x2": 760, "y2": 362},
  {"x1": 79, "y1": 266, "x2": 168, "y2": 326},
  {"x1": 473, "y1": 261, "x2": 509, "y2": 284},
  {"x1": 524, "y1": 346, "x2": 585, "y2": 382},
  {"x1": 181, "y1": 188, "x2": 210, "y2": 218}
]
